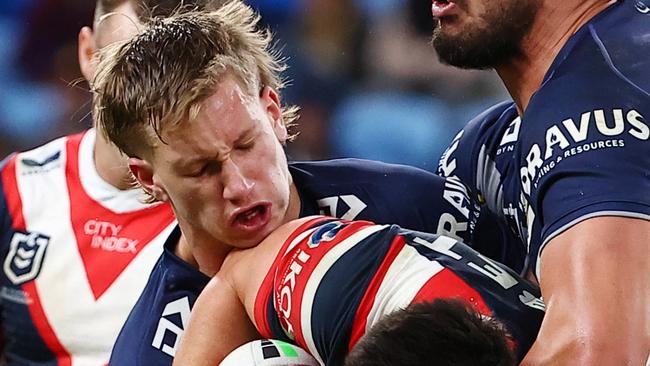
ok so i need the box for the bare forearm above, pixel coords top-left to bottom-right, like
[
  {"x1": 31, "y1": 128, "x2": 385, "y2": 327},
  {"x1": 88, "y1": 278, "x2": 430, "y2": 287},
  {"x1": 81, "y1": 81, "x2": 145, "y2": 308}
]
[{"x1": 173, "y1": 275, "x2": 259, "y2": 366}]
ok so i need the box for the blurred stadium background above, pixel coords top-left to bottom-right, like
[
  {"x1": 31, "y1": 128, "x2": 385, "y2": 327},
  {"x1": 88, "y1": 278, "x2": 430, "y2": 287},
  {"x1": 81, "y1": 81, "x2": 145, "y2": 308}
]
[{"x1": 0, "y1": 0, "x2": 508, "y2": 171}]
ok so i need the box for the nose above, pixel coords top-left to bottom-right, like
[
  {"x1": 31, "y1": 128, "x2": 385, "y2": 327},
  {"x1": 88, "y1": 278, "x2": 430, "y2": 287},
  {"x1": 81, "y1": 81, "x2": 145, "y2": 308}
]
[{"x1": 221, "y1": 158, "x2": 255, "y2": 202}]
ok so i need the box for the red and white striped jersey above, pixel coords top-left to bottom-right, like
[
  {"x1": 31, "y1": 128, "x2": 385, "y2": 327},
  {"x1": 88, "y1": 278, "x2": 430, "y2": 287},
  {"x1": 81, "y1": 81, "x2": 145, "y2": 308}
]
[
  {"x1": 255, "y1": 217, "x2": 544, "y2": 366},
  {"x1": 0, "y1": 130, "x2": 176, "y2": 365}
]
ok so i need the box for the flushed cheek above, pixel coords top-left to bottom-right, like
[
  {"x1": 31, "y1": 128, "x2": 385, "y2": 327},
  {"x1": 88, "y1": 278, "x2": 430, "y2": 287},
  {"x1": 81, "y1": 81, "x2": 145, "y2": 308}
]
[
  {"x1": 181, "y1": 189, "x2": 222, "y2": 216},
  {"x1": 266, "y1": 171, "x2": 290, "y2": 197}
]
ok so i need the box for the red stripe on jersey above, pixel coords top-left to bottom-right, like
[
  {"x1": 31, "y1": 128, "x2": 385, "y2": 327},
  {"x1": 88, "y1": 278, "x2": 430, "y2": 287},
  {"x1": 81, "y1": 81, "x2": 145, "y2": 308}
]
[
  {"x1": 2, "y1": 155, "x2": 72, "y2": 363},
  {"x1": 412, "y1": 267, "x2": 492, "y2": 316},
  {"x1": 348, "y1": 235, "x2": 406, "y2": 351},
  {"x1": 64, "y1": 133, "x2": 175, "y2": 299},
  {"x1": 412, "y1": 269, "x2": 516, "y2": 350},
  {"x1": 273, "y1": 219, "x2": 374, "y2": 350},
  {"x1": 1, "y1": 155, "x2": 25, "y2": 229},
  {"x1": 253, "y1": 216, "x2": 332, "y2": 337},
  {"x1": 22, "y1": 281, "x2": 72, "y2": 366}
]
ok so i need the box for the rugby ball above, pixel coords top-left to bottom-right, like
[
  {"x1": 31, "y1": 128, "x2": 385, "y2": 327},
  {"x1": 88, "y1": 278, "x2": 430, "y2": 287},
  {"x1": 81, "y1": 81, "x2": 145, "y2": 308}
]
[{"x1": 220, "y1": 339, "x2": 320, "y2": 366}]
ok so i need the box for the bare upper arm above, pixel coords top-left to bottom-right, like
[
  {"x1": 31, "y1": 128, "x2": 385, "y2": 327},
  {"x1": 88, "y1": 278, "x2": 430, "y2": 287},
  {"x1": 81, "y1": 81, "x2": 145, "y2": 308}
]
[
  {"x1": 172, "y1": 272, "x2": 259, "y2": 366},
  {"x1": 522, "y1": 216, "x2": 650, "y2": 365},
  {"x1": 171, "y1": 216, "x2": 325, "y2": 365}
]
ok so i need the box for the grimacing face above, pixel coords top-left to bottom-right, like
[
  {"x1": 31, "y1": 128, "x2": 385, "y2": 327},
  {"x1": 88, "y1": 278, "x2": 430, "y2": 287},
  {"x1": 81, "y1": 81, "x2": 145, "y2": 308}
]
[
  {"x1": 146, "y1": 76, "x2": 295, "y2": 250},
  {"x1": 430, "y1": 0, "x2": 541, "y2": 69}
]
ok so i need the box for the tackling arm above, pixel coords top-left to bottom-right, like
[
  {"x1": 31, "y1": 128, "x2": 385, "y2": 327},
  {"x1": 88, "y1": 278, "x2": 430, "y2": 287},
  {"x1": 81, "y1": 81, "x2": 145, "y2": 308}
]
[
  {"x1": 172, "y1": 273, "x2": 260, "y2": 366},
  {"x1": 521, "y1": 216, "x2": 650, "y2": 365}
]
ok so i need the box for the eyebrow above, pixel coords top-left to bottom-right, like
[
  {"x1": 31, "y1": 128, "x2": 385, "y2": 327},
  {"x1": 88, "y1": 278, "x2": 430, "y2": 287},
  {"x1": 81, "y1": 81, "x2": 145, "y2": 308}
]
[
  {"x1": 234, "y1": 125, "x2": 257, "y2": 144},
  {"x1": 171, "y1": 125, "x2": 258, "y2": 169}
]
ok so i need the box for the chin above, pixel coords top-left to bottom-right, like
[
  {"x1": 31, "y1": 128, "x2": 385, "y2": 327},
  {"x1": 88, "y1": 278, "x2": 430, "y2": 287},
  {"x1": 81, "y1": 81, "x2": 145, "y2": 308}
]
[
  {"x1": 237, "y1": 231, "x2": 271, "y2": 250},
  {"x1": 233, "y1": 241, "x2": 259, "y2": 250}
]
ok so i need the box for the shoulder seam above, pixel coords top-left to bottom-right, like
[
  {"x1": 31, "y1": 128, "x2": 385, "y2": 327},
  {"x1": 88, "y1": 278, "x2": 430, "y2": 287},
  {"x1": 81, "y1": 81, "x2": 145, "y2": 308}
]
[{"x1": 589, "y1": 25, "x2": 650, "y2": 99}]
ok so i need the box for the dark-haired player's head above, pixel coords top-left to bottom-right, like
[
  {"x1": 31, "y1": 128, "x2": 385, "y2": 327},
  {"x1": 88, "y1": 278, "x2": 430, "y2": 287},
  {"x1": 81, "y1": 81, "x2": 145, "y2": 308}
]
[
  {"x1": 344, "y1": 299, "x2": 516, "y2": 366},
  {"x1": 431, "y1": 0, "x2": 542, "y2": 69}
]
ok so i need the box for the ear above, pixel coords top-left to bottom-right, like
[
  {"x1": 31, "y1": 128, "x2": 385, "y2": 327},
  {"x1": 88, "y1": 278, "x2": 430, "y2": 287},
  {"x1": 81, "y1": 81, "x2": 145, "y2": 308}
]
[
  {"x1": 128, "y1": 157, "x2": 169, "y2": 202},
  {"x1": 78, "y1": 26, "x2": 98, "y2": 82},
  {"x1": 260, "y1": 86, "x2": 287, "y2": 143}
]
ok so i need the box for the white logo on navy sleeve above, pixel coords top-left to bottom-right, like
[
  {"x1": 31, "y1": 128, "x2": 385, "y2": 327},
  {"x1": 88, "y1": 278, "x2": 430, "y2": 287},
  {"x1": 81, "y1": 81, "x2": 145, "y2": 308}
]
[
  {"x1": 520, "y1": 108, "x2": 648, "y2": 195},
  {"x1": 317, "y1": 195, "x2": 367, "y2": 220},
  {"x1": 152, "y1": 296, "x2": 191, "y2": 357}
]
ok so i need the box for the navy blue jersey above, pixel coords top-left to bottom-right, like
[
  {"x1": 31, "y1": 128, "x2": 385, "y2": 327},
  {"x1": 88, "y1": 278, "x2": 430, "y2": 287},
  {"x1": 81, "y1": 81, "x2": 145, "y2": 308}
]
[
  {"x1": 255, "y1": 217, "x2": 544, "y2": 365},
  {"x1": 438, "y1": 0, "x2": 650, "y2": 278},
  {"x1": 110, "y1": 226, "x2": 210, "y2": 366},
  {"x1": 110, "y1": 158, "x2": 497, "y2": 365}
]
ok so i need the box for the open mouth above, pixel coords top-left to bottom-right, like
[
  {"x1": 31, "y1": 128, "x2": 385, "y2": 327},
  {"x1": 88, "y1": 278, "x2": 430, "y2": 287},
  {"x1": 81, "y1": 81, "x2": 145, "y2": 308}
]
[
  {"x1": 231, "y1": 204, "x2": 271, "y2": 231},
  {"x1": 432, "y1": 0, "x2": 456, "y2": 18}
]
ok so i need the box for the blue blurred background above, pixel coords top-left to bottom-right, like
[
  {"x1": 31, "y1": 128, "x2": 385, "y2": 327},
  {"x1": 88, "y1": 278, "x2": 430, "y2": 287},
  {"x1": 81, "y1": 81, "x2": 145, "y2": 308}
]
[{"x1": 0, "y1": 0, "x2": 508, "y2": 171}]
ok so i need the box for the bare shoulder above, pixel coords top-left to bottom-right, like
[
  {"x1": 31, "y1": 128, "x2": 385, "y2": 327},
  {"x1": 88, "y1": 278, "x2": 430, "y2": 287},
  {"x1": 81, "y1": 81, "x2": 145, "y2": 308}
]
[
  {"x1": 224, "y1": 216, "x2": 319, "y2": 268},
  {"x1": 224, "y1": 216, "x2": 326, "y2": 302},
  {"x1": 253, "y1": 215, "x2": 325, "y2": 255}
]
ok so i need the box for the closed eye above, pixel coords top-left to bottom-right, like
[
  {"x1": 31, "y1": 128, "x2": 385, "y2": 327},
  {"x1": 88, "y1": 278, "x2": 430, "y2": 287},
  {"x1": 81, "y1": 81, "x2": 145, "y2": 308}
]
[
  {"x1": 237, "y1": 141, "x2": 255, "y2": 150},
  {"x1": 187, "y1": 164, "x2": 208, "y2": 177},
  {"x1": 187, "y1": 161, "x2": 221, "y2": 177}
]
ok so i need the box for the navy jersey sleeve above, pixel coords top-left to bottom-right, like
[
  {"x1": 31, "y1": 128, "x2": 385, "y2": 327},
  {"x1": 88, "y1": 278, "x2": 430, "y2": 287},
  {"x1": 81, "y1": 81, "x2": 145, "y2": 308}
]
[
  {"x1": 436, "y1": 103, "x2": 528, "y2": 271},
  {"x1": 292, "y1": 159, "x2": 477, "y2": 244},
  {"x1": 437, "y1": 101, "x2": 522, "y2": 220},
  {"x1": 519, "y1": 11, "x2": 650, "y2": 258},
  {"x1": 360, "y1": 162, "x2": 478, "y2": 244},
  {"x1": 110, "y1": 227, "x2": 210, "y2": 366},
  {"x1": 291, "y1": 158, "x2": 531, "y2": 270},
  {"x1": 0, "y1": 155, "x2": 13, "y2": 320},
  {"x1": 437, "y1": 101, "x2": 516, "y2": 188},
  {"x1": 386, "y1": 165, "x2": 523, "y2": 269},
  {"x1": 0, "y1": 154, "x2": 15, "y2": 245}
]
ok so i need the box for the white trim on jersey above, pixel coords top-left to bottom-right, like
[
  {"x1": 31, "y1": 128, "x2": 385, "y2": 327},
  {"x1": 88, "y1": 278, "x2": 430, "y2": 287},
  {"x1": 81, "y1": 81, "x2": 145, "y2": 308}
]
[
  {"x1": 537, "y1": 210, "x2": 650, "y2": 280},
  {"x1": 300, "y1": 224, "x2": 388, "y2": 366},
  {"x1": 476, "y1": 144, "x2": 505, "y2": 215},
  {"x1": 284, "y1": 228, "x2": 318, "y2": 257},
  {"x1": 78, "y1": 129, "x2": 157, "y2": 213},
  {"x1": 364, "y1": 245, "x2": 445, "y2": 334},
  {"x1": 13, "y1": 135, "x2": 175, "y2": 365}
]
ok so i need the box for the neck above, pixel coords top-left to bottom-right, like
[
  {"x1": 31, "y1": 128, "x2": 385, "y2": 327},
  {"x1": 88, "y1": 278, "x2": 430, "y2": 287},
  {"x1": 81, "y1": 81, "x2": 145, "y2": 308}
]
[
  {"x1": 93, "y1": 130, "x2": 134, "y2": 190},
  {"x1": 177, "y1": 222, "x2": 231, "y2": 277},
  {"x1": 285, "y1": 180, "x2": 302, "y2": 225},
  {"x1": 174, "y1": 234, "x2": 199, "y2": 268},
  {"x1": 496, "y1": 0, "x2": 615, "y2": 113}
]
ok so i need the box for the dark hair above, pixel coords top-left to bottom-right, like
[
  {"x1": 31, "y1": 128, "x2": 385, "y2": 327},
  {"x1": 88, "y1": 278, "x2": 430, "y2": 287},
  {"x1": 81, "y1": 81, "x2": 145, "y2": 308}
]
[{"x1": 344, "y1": 299, "x2": 516, "y2": 366}]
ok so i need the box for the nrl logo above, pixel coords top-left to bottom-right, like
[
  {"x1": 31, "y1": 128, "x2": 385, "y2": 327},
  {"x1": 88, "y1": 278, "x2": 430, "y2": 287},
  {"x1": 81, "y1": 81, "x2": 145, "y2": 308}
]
[
  {"x1": 307, "y1": 221, "x2": 345, "y2": 248},
  {"x1": 3, "y1": 231, "x2": 50, "y2": 285}
]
